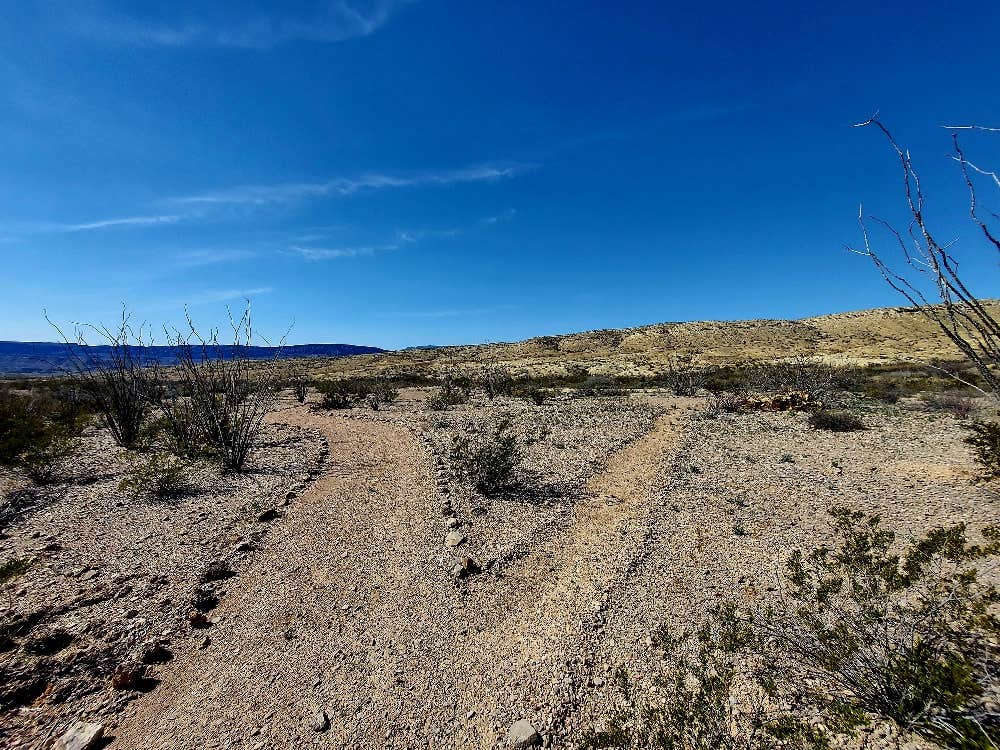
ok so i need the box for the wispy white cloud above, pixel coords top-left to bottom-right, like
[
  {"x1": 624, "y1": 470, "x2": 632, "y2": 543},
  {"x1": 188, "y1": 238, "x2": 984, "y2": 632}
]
[
  {"x1": 0, "y1": 213, "x2": 187, "y2": 236},
  {"x1": 63, "y1": 214, "x2": 184, "y2": 231},
  {"x1": 174, "y1": 286, "x2": 273, "y2": 307},
  {"x1": 289, "y1": 244, "x2": 398, "y2": 261},
  {"x1": 75, "y1": 1, "x2": 415, "y2": 50},
  {"x1": 170, "y1": 163, "x2": 531, "y2": 207},
  {"x1": 171, "y1": 248, "x2": 258, "y2": 268},
  {"x1": 479, "y1": 208, "x2": 517, "y2": 225}
]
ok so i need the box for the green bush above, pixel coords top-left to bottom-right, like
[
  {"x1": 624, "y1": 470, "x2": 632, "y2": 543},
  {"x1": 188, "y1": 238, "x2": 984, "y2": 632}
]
[
  {"x1": 316, "y1": 380, "x2": 358, "y2": 409},
  {"x1": 427, "y1": 375, "x2": 471, "y2": 410},
  {"x1": 966, "y1": 421, "x2": 1000, "y2": 478},
  {"x1": 119, "y1": 452, "x2": 190, "y2": 500},
  {"x1": 808, "y1": 409, "x2": 865, "y2": 432},
  {"x1": 585, "y1": 509, "x2": 1000, "y2": 750},
  {"x1": 0, "y1": 389, "x2": 80, "y2": 483},
  {"x1": 366, "y1": 378, "x2": 399, "y2": 410},
  {"x1": 450, "y1": 419, "x2": 522, "y2": 497}
]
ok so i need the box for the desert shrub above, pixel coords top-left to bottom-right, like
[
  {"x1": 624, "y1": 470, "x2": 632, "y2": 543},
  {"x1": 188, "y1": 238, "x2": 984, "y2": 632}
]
[
  {"x1": 366, "y1": 378, "x2": 398, "y2": 410},
  {"x1": 0, "y1": 389, "x2": 79, "y2": 483},
  {"x1": 808, "y1": 409, "x2": 865, "y2": 432},
  {"x1": 574, "y1": 376, "x2": 627, "y2": 398},
  {"x1": 119, "y1": 452, "x2": 190, "y2": 500},
  {"x1": 966, "y1": 421, "x2": 1000, "y2": 479},
  {"x1": 292, "y1": 378, "x2": 309, "y2": 403},
  {"x1": 49, "y1": 309, "x2": 153, "y2": 448},
  {"x1": 702, "y1": 365, "x2": 753, "y2": 394},
  {"x1": 150, "y1": 398, "x2": 206, "y2": 458},
  {"x1": 427, "y1": 375, "x2": 471, "y2": 411},
  {"x1": 582, "y1": 603, "x2": 824, "y2": 750},
  {"x1": 751, "y1": 358, "x2": 837, "y2": 400},
  {"x1": 16, "y1": 433, "x2": 76, "y2": 484},
  {"x1": 922, "y1": 392, "x2": 976, "y2": 420},
  {"x1": 316, "y1": 380, "x2": 356, "y2": 409},
  {"x1": 863, "y1": 379, "x2": 904, "y2": 404},
  {"x1": 704, "y1": 391, "x2": 744, "y2": 418},
  {"x1": 585, "y1": 509, "x2": 1000, "y2": 750},
  {"x1": 664, "y1": 356, "x2": 705, "y2": 397},
  {"x1": 0, "y1": 559, "x2": 30, "y2": 585},
  {"x1": 450, "y1": 419, "x2": 522, "y2": 497},
  {"x1": 163, "y1": 307, "x2": 280, "y2": 472},
  {"x1": 479, "y1": 366, "x2": 516, "y2": 399},
  {"x1": 516, "y1": 384, "x2": 547, "y2": 405}
]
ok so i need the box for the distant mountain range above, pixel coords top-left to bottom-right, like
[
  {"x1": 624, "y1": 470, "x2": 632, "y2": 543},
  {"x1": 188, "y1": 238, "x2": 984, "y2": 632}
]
[{"x1": 0, "y1": 341, "x2": 386, "y2": 376}]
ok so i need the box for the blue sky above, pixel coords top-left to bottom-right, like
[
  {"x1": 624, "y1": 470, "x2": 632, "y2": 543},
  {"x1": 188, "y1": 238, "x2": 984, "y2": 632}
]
[{"x1": 1, "y1": 1, "x2": 998, "y2": 348}]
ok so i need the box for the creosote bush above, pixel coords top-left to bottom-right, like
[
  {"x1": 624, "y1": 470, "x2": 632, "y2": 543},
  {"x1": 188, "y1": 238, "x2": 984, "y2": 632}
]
[
  {"x1": 366, "y1": 378, "x2": 399, "y2": 410},
  {"x1": 118, "y1": 452, "x2": 190, "y2": 500},
  {"x1": 966, "y1": 421, "x2": 1000, "y2": 479},
  {"x1": 0, "y1": 388, "x2": 82, "y2": 484},
  {"x1": 450, "y1": 419, "x2": 522, "y2": 497},
  {"x1": 585, "y1": 509, "x2": 1000, "y2": 750},
  {"x1": 428, "y1": 374, "x2": 472, "y2": 410},
  {"x1": 316, "y1": 379, "x2": 356, "y2": 409},
  {"x1": 808, "y1": 409, "x2": 865, "y2": 432}
]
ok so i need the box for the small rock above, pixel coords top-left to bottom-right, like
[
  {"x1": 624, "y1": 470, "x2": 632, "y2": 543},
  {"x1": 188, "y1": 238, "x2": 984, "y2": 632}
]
[
  {"x1": 444, "y1": 531, "x2": 466, "y2": 548},
  {"x1": 311, "y1": 709, "x2": 330, "y2": 732},
  {"x1": 110, "y1": 664, "x2": 145, "y2": 690},
  {"x1": 187, "y1": 610, "x2": 210, "y2": 628},
  {"x1": 257, "y1": 508, "x2": 280, "y2": 522},
  {"x1": 55, "y1": 722, "x2": 104, "y2": 750},
  {"x1": 507, "y1": 719, "x2": 541, "y2": 748},
  {"x1": 198, "y1": 636, "x2": 211, "y2": 649},
  {"x1": 446, "y1": 517, "x2": 461, "y2": 529}
]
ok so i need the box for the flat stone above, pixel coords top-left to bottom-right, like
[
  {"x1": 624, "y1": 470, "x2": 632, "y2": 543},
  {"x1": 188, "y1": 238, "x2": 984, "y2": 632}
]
[
  {"x1": 55, "y1": 722, "x2": 104, "y2": 750},
  {"x1": 507, "y1": 719, "x2": 541, "y2": 748},
  {"x1": 312, "y1": 709, "x2": 330, "y2": 732},
  {"x1": 444, "y1": 531, "x2": 466, "y2": 548}
]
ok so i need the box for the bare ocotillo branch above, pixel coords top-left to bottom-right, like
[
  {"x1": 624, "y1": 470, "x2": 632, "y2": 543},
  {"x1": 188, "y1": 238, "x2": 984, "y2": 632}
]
[{"x1": 850, "y1": 116, "x2": 1000, "y2": 392}]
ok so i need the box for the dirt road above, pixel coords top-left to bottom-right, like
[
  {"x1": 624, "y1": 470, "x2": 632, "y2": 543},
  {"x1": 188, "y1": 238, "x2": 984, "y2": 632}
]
[{"x1": 108, "y1": 400, "x2": 694, "y2": 750}]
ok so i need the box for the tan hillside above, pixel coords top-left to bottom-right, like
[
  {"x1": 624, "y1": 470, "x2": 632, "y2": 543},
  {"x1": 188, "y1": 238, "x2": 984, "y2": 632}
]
[{"x1": 308, "y1": 302, "x2": 1000, "y2": 379}]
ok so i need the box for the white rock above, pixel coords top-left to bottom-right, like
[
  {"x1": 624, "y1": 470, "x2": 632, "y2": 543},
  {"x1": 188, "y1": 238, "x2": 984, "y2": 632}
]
[
  {"x1": 444, "y1": 531, "x2": 466, "y2": 547},
  {"x1": 507, "y1": 719, "x2": 541, "y2": 748},
  {"x1": 55, "y1": 723, "x2": 104, "y2": 750}
]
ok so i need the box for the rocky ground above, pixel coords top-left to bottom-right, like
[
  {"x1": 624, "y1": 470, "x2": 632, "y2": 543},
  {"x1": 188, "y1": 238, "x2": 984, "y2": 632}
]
[
  {"x1": 0, "y1": 418, "x2": 328, "y2": 748},
  {"x1": 1, "y1": 388, "x2": 996, "y2": 749}
]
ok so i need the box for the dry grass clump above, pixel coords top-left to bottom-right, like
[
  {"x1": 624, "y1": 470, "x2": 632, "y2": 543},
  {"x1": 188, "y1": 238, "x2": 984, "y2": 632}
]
[{"x1": 921, "y1": 392, "x2": 977, "y2": 420}]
